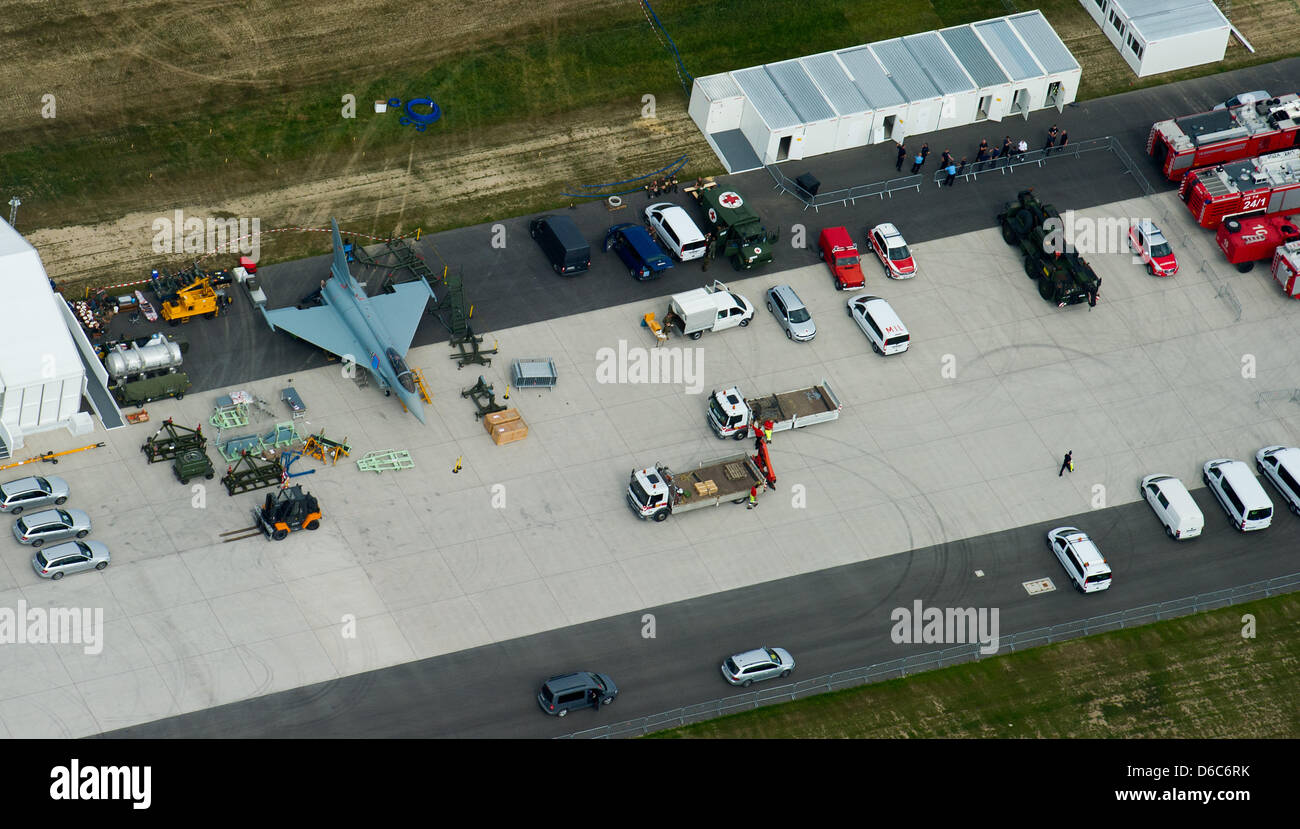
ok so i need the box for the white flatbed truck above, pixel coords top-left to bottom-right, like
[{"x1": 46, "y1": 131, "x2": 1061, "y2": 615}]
[
  {"x1": 627, "y1": 453, "x2": 768, "y2": 522},
  {"x1": 707, "y1": 380, "x2": 842, "y2": 439}
]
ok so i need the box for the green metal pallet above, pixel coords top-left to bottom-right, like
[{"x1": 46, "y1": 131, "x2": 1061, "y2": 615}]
[
  {"x1": 210, "y1": 403, "x2": 249, "y2": 429},
  {"x1": 219, "y1": 434, "x2": 263, "y2": 462},
  {"x1": 262, "y1": 421, "x2": 302, "y2": 449},
  {"x1": 356, "y1": 450, "x2": 414, "y2": 475}
]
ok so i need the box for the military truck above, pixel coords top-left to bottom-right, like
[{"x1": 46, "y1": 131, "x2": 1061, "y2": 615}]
[
  {"x1": 998, "y1": 190, "x2": 1100, "y2": 308},
  {"x1": 103, "y1": 333, "x2": 191, "y2": 407},
  {"x1": 689, "y1": 181, "x2": 778, "y2": 270}
]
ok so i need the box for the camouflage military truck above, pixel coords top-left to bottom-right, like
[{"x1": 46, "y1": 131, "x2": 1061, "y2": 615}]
[
  {"x1": 690, "y1": 182, "x2": 779, "y2": 270},
  {"x1": 998, "y1": 189, "x2": 1100, "y2": 308}
]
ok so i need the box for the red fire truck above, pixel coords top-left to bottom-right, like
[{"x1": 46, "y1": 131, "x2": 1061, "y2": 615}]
[
  {"x1": 1271, "y1": 241, "x2": 1300, "y2": 298},
  {"x1": 1180, "y1": 148, "x2": 1300, "y2": 229},
  {"x1": 1148, "y1": 93, "x2": 1300, "y2": 181},
  {"x1": 1216, "y1": 212, "x2": 1300, "y2": 271}
]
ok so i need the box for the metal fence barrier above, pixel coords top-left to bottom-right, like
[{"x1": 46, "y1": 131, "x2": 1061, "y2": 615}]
[
  {"x1": 928, "y1": 135, "x2": 1115, "y2": 186},
  {"x1": 766, "y1": 164, "x2": 922, "y2": 210},
  {"x1": 557, "y1": 571, "x2": 1300, "y2": 738}
]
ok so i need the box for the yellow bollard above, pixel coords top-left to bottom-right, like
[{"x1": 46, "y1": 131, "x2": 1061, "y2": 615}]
[{"x1": 452, "y1": 455, "x2": 462, "y2": 474}]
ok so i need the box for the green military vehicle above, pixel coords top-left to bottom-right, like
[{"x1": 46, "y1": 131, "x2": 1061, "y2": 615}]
[
  {"x1": 102, "y1": 333, "x2": 191, "y2": 407},
  {"x1": 690, "y1": 181, "x2": 779, "y2": 270},
  {"x1": 998, "y1": 189, "x2": 1100, "y2": 308},
  {"x1": 173, "y1": 447, "x2": 215, "y2": 485}
]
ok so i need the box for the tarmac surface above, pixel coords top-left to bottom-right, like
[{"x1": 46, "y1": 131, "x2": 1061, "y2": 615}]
[
  {"x1": 98, "y1": 57, "x2": 1300, "y2": 398},
  {"x1": 5, "y1": 59, "x2": 1299, "y2": 739}
]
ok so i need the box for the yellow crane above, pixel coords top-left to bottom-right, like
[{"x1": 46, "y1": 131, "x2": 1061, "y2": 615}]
[{"x1": 161, "y1": 277, "x2": 221, "y2": 324}]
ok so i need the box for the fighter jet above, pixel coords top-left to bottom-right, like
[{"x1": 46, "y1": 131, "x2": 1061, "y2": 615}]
[{"x1": 260, "y1": 218, "x2": 436, "y2": 422}]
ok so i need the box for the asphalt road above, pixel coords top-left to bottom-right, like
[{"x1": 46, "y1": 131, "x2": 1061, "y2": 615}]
[
  {"x1": 95, "y1": 57, "x2": 1300, "y2": 399},
  {"x1": 102, "y1": 482, "x2": 1300, "y2": 739}
]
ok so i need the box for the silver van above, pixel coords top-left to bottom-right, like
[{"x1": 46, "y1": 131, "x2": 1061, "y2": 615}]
[
  {"x1": 1140, "y1": 474, "x2": 1204, "y2": 540},
  {"x1": 1202, "y1": 459, "x2": 1272, "y2": 531}
]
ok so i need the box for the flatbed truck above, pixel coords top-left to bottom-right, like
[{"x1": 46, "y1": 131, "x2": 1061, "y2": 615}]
[
  {"x1": 627, "y1": 453, "x2": 768, "y2": 522},
  {"x1": 707, "y1": 381, "x2": 842, "y2": 439}
]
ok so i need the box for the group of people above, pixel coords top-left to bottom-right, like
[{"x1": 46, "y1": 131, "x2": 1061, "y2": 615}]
[
  {"x1": 644, "y1": 175, "x2": 679, "y2": 198},
  {"x1": 894, "y1": 125, "x2": 1071, "y2": 185}
]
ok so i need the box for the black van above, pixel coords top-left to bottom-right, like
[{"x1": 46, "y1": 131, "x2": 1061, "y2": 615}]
[
  {"x1": 529, "y1": 215, "x2": 592, "y2": 276},
  {"x1": 537, "y1": 671, "x2": 618, "y2": 717}
]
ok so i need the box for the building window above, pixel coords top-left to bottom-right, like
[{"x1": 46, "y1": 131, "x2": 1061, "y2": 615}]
[
  {"x1": 1127, "y1": 34, "x2": 1144, "y2": 59},
  {"x1": 1109, "y1": 10, "x2": 1126, "y2": 39},
  {"x1": 1094, "y1": 0, "x2": 1107, "y2": 12}
]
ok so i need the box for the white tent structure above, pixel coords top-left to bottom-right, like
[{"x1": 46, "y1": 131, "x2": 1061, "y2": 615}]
[
  {"x1": 1079, "y1": 0, "x2": 1230, "y2": 78},
  {"x1": 689, "y1": 10, "x2": 1081, "y2": 172},
  {"x1": 0, "y1": 218, "x2": 115, "y2": 456}
]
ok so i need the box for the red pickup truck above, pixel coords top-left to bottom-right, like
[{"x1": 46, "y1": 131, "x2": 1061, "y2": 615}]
[{"x1": 818, "y1": 226, "x2": 865, "y2": 290}]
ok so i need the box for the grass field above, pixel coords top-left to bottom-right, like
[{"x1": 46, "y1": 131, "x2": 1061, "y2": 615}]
[
  {"x1": 2, "y1": 0, "x2": 1298, "y2": 290},
  {"x1": 651, "y1": 592, "x2": 1300, "y2": 738}
]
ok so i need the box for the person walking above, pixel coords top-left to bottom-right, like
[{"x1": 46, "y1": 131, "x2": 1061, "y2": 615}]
[
  {"x1": 895, "y1": 141, "x2": 907, "y2": 172},
  {"x1": 940, "y1": 149, "x2": 953, "y2": 168},
  {"x1": 910, "y1": 152, "x2": 924, "y2": 174},
  {"x1": 944, "y1": 162, "x2": 957, "y2": 186},
  {"x1": 747, "y1": 485, "x2": 759, "y2": 509},
  {"x1": 1059, "y1": 450, "x2": 1073, "y2": 477}
]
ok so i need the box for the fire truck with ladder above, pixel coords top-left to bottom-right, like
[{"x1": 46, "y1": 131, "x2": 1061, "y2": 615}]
[
  {"x1": 1216, "y1": 212, "x2": 1300, "y2": 272},
  {"x1": 1148, "y1": 93, "x2": 1300, "y2": 181},
  {"x1": 1180, "y1": 148, "x2": 1300, "y2": 229}
]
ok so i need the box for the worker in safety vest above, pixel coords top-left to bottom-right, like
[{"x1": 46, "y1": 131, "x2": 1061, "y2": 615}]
[
  {"x1": 747, "y1": 486, "x2": 758, "y2": 509},
  {"x1": 763, "y1": 421, "x2": 773, "y2": 443}
]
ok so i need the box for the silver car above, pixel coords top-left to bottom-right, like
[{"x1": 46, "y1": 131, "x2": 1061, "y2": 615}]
[
  {"x1": 0, "y1": 475, "x2": 70, "y2": 515},
  {"x1": 765, "y1": 285, "x2": 816, "y2": 341},
  {"x1": 721, "y1": 646, "x2": 796, "y2": 687},
  {"x1": 33, "y1": 540, "x2": 110, "y2": 580},
  {"x1": 12, "y1": 508, "x2": 91, "y2": 548}
]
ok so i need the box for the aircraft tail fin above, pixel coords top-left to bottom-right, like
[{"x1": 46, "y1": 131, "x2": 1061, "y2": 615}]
[{"x1": 330, "y1": 218, "x2": 352, "y2": 286}]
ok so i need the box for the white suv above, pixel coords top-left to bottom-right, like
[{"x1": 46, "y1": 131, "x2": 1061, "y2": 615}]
[
  {"x1": 646, "y1": 203, "x2": 708, "y2": 261},
  {"x1": 1047, "y1": 527, "x2": 1112, "y2": 593}
]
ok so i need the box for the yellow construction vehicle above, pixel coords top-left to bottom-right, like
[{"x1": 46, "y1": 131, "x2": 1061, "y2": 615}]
[{"x1": 160, "y1": 277, "x2": 221, "y2": 324}]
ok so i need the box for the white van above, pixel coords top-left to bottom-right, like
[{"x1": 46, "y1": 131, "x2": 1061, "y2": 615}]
[
  {"x1": 1047, "y1": 527, "x2": 1112, "y2": 593},
  {"x1": 1255, "y1": 445, "x2": 1300, "y2": 514},
  {"x1": 1202, "y1": 459, "x2": 1273, "y2": 531},
  {"x1": 847, "y1": 294, "x2": 910, "y2": 355},
  {"x1": 646, "y1": 203, "x2": 708, "y2": 261},
  {"x1": 1139, "y1": 474, "x2": 1204, "y2": 540}
]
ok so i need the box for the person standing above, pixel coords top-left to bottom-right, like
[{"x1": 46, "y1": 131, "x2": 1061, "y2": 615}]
[
  {"x1": 763, "y1": 420, "x2": 774, "y2": 443},
  {"x1": 944, "y1": 162, "x2": 957, "y2": 186},
  {"x1": 747, "y1": 485, "x2": 759, "y2": 509},
  {"x1": 940, "y1": 149, "x2": 952, "y2": 168},
  {"x1": 978, "y1": 138, "x2": 988, "y2": 157},
  {"x1": 1043, "y1": 133, "x2": 1056, "y2": 155},
  {"x1": 1059, "y1": 450, "x2": 1073, "y2": 477},
  {"x1": 1001, "y1": 136, "x2": 1012, "y2": 158},
  {"x1": 920, "y1": 143, "x2": 930, "y2": 166},
  {"x1": 910, "y1": 152, "x2": 924, "y2": 174},
  {"x1": 1048, "y1": 124, "x2": 1059, "y2": 143},
  {"x1": 1058, "y1": 131, "x2": 1069, "y2": 153},
  {"x1": 958, "y1": 156, "x2": 967, "y2": 177},
  {"x1": 1017, "y1": 138, "x2": 1028, "y2": 156},
  {"x1": 702, "y1": 232, "x2": 715, "y2": 271},
  {"x1": 895, "y1": 141, "x2": 907, "y2": 172}
]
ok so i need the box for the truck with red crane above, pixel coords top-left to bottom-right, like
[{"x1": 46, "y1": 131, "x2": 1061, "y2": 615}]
[
  {"x1": 1180, "y1": 148, "x2": 1300, "y2": 229},
  {"x1": 627, "y1": 425, "x2": 776, "y2": 522},
  {"x1": 1148, "y1": 93, "x2": 1300, "y2": 181}
]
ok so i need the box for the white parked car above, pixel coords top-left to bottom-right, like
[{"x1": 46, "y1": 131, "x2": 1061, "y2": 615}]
[
  {"x1": 1255, "y1": 446, "x2": 1300, "y2": 515},
  {"x1": 645, "y1": 202, "x2": 708, "y2": 261},
  {"x1": 1139, "y1": 474, "x2": 1203, "y2": 540},
  {"x1": 1047, "y1": 527, "x2": 1112, "y2": 593},
  {"x1": 1203, "y1": 459, "x2": 1273, "y2": 531},
  {"x1": 847, "y1": 294, "x2": 910, "y2": 355}
]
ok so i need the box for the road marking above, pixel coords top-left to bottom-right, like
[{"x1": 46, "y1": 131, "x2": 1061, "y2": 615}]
[
  {"x1": 974, "y1": 569, "x2": 985, "y2": 578},
  {"x1": 1024, "y1": 578, "x2": 1056, "y2": 595}
]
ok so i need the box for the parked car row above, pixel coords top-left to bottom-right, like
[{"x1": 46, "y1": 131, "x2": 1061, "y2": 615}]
[
  {"x1": 1054, "y1": 447, "x2": 1300, "y2": 593},
  {"x1": 2, "y1": 475, "x2": 110, "y2": 580},
  {"x1": 530, "y1": 200, "x2": 711, "y2": 279},
  {"x1": 538, "y1": 645, "x2": 796, "y2": 717}
]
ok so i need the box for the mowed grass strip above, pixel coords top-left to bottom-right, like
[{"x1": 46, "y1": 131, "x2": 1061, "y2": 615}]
[{"x1": 651, "y1": 593, "x2": 1300, "y2": 738}]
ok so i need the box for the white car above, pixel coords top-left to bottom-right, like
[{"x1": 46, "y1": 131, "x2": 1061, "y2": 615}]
[
  {"x1": 847, "y1": 294, "x2": 910, "y2": 355},
  {"x1": 1139, "y1": 474, "x2": 1203, "y2": 540},
  {"x1": 1256, "y1": 446, "x2": 1300, "y2": 514},
  {"x1": 1047, "y1": 527, "x2": 1112, "y2": 593},
  {"x1": 645, "y1": 202, "x2": 708, "y2": 261},
  {"x1": 867, "y1": 223, "x2": 916, "y2": 278},
  {"x1": 721, "y1": 647, "x2": 795, "y2": 687}
]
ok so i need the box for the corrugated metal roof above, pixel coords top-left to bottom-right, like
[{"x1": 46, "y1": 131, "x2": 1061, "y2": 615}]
[
  {"x1": 1111, "y1": 0, "x2": 1229, "y2": 42},
  {"x1": 1009, "y1": 10, "x2": 1079, "y2": 73},
  {"x1": 732, "y1": 66, "x2": 800, "y2": 130},
  {"x1": 696, "y1": 73, "x2": 742, "y2": 101},
  {"x1": 765, "y1": 60, "x2": 836, "y2": 122},
  {"x1": 836, "y1": 47, "x2": 905, "y2": 109},
  {"x1": 903, "y1": 32, "x2": 975, "y2": 96},
  {"x1": 939, "y1": 25, "x2": 1010, "y2": 88},
  {"x1": 869, "y1": 39, "x2": 940, "y2": 102},
  {"x1": 973, "y1": 18, "x2": 1043, "y2": 81},
  {"x1": 799, "y1": 52, "x2": 871, "y2": 116}
]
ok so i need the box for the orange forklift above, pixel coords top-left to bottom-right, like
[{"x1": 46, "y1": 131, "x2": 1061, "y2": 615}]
[{"x1": 220, "y1": 485, "x2": 322, "y2": 542}]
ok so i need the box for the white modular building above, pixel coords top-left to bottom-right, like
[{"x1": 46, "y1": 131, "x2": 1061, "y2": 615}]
[
  {"x1": 689, "y1": 10, "x2": 1081, "y2": 173},
  {"x1": 0, "y1": 218, "x2": 118, "y2": 457},
  {"x1": 1079, "y1": 0, "x2": 1231, "y2": 78}
]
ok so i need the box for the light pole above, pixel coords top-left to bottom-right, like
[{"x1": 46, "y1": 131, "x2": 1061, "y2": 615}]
[{"x1": 7, "y1": 197, "x2": 19, "y2": 228}]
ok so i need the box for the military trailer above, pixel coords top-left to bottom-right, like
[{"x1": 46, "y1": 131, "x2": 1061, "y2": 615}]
[
  {"x1": 997, "y1": 190, "x2": 1100, "y2": 308},
  {"x1": 103, "y1": 333, "x2": 191, "y2": 406},
  {"x1": 689, "y1": 181, "x2": 778, "y2": 270}
]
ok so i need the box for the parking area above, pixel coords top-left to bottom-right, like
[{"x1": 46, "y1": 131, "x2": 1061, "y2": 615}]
[{"x1": 3, "y1": 188, "x2": 1300, "y2": 737}]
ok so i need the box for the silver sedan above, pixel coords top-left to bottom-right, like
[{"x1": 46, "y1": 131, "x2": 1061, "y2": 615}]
[
  {"x1": 721, "y1": 646, "x2": 796, "y2": 687},
  {"x1": 32, "y1": 540, "x2": 110, "y2": 579}
]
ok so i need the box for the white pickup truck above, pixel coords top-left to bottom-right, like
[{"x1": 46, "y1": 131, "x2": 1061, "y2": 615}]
[
  {"x1": 663, "y1": 280, "x2": 754, "y2": 340},
  {"x1": 707, "y1": 380, "x2": 842, "y2": 439},
  {"x1": 627, "y1": 453, "x2": 767, "y2": 522}
]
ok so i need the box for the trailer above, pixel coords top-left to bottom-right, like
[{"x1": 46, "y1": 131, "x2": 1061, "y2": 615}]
[
  {"x1": 1273, "y1": 241, "x2": 1300, "y2": 298},
  {"x1": 627, "y1": 452, "x2": 769, "y2": 522},
  {"x1": 1148, "y1": 93, "x2": 1300, "y2": 181},
  {"x1": 141, "y1": 419, "x2": 207, "y2": 464},
  {"x1": 707, "y1": 381, "x2": 842, "y2": 439},
  {"x1": 1215, "y1": 212, "x2": 1300, "y2": 271},
  {"x1": 1180, "y1": 148, "x2": 1300, "y2": 229},
  {"x1": 103, "y1": 333, "x2": 190, "y2": 407}
]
